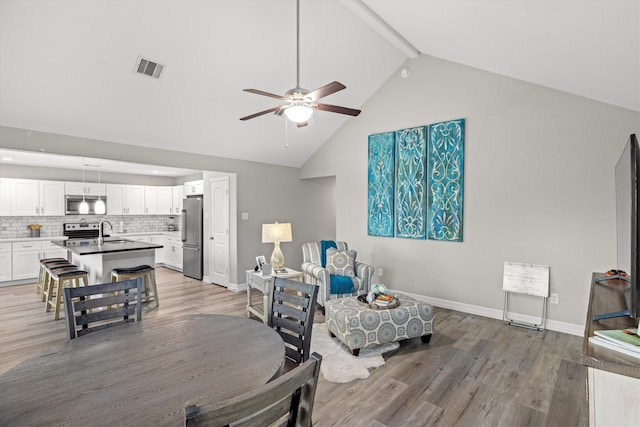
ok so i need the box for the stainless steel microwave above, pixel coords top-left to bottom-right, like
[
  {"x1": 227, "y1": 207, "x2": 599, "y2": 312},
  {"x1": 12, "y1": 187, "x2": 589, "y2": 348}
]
[{"x1": 65, "y1": 195, "x2": 107, "y2": 215}]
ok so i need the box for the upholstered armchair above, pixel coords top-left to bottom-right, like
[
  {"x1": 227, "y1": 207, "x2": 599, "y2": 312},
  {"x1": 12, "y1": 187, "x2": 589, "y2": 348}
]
[{"x1": 301, "y1": 241, "x2": 374, "y2": 310}]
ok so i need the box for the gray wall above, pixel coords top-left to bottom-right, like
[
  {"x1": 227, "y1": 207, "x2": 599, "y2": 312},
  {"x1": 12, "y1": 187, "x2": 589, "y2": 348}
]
[
  {"x1": 300, "y1": 54, "x2": 640, "y2": 329},
  {"x1": 0, "y1": 126, "x2": 335, "y2": 285}
]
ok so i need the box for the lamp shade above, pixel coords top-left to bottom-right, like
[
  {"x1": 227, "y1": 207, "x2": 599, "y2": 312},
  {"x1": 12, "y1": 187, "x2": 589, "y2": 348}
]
[{"x1": 262, "y1": 223, "x2": 292, "y2": 243}]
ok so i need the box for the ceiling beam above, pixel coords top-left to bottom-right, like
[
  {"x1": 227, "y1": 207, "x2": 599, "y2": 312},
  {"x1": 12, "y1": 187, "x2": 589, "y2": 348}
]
[{"x1": 340, "y1": 0, "x2": 420, "y2": 59}]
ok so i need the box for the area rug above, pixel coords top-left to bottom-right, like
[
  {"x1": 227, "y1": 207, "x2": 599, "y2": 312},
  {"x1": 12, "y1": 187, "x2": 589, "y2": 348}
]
[{"x1": 310, "y1": 323, "x2": 399, "y2": 383}]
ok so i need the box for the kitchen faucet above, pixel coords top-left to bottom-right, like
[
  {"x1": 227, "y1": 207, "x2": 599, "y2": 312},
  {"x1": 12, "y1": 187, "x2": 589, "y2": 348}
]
[{"x1": 98, "y1": 220, "x2": 113, "y2": 245}]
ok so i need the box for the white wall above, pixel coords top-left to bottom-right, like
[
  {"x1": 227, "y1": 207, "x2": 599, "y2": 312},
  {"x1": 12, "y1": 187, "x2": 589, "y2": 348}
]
[{"x1": 300, "y1": 55, "x2": 640, "y2": 329}]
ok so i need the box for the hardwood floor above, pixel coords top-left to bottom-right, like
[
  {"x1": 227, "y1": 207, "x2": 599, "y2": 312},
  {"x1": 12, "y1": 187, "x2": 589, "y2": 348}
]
[{"x1": 0, "y1": 267, "x2": 588, "y2": 426}]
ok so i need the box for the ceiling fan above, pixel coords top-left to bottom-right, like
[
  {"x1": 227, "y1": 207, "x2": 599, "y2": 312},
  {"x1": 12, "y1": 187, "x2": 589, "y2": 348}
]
[{"x1": 239, "y1": 0, "x2": 361, "y2": 127}]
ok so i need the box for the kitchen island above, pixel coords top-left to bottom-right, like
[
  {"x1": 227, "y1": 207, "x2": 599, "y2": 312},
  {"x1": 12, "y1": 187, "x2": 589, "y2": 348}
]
[{"x1": 51, "y1": 238, "x2": 163, "y2": 285}]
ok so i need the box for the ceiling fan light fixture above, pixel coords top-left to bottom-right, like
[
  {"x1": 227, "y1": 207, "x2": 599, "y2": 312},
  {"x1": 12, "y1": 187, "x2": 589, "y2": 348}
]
[{"x1": 285, "y1": 104, "x2": 313, "y2": 123}]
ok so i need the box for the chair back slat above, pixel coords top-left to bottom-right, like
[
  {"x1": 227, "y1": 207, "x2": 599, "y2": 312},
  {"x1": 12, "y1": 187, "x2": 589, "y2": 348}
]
[
  {"x1": 185, "y1": 353, "x2": 322, "y2": 427},
  {"x1": 272, "y1": 299, "x2": 307, "y2": 324},
  {"x1": 63, "y1": 278, "x2": 143, "y2": 340},
  {"x1": 268, "y1": 277, "x2": 319, "y2": 364}
]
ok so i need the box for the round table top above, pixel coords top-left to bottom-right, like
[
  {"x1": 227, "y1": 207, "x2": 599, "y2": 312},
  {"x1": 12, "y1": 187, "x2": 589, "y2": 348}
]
[{"x1": 0, "y1": 313, "x2": 285, "y2": 426}]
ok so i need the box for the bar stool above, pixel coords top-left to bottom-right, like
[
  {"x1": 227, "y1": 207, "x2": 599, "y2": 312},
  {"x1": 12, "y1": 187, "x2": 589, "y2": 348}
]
[
  {"x1": 37, "y1": 258, "x2": 73, "y2": 302},
  {"x1": 111, "y1": 265, "x2": 159, "y2": 306},
  {"x1": 45, "y1": 267, "x2": 89, "y2": 320}
]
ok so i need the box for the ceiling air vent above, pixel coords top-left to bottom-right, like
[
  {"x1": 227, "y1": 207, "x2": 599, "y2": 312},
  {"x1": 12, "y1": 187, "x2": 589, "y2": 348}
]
[{"x1": 134, "y1": 55, "x2": 164, "y2": 79}]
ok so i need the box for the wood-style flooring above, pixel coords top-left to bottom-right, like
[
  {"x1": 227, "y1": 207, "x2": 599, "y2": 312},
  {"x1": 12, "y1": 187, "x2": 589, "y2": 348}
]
[{"x1": 0, "y1": 267, "x2": 588, "y2": 426}]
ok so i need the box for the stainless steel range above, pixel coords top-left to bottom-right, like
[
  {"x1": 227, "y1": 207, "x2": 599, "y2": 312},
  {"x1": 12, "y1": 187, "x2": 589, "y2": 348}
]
[{"x1": 63, "y1": 222, "x2": 101, "y2": 240}]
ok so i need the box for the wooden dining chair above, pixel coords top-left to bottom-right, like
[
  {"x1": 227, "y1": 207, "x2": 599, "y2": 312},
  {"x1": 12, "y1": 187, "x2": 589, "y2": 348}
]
[
  {"x1": 268, "y1": 277, "x2": 319, "y2": 366},
  {"x1": 63, "y1": 278, "x2": 143, "y2": 340},
  {"x1": 184, "y1": 352, "x2": 322, "y2": 427}
]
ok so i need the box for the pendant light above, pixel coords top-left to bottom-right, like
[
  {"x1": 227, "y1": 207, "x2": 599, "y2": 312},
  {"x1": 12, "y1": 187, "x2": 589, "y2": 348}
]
[
  {"x1": 79, "y1": 161, "x2": 89, "y2": 214},
  {"x1": 95, "y1": 165, "x2": 106, "y2": 215}
]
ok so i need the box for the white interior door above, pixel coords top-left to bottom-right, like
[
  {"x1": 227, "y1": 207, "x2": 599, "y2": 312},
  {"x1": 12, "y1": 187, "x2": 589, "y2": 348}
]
[{"x1": 209, "y1": 177, "x2": 229, "y2": 286}]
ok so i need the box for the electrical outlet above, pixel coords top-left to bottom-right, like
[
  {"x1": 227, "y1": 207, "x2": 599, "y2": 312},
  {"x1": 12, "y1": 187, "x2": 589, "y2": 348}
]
[
  {"x1": 550, "y1": 293, "x2": 559, "y2": 304},
  {"x1": 378, "y1": 268, "x2": 384, "y2": 277}
]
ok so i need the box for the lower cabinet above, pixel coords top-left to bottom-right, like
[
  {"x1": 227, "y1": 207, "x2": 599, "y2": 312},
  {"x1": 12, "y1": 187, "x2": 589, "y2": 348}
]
[
  {"x1": 12, "y1": 242, "x2": 43, "y2": 281},
  {"x1": 6, "y1": 241, "x2": 67, "y2": 282},
  {"x1": 149, "y1": 235, "x2": 166, "y2": 264},
  {"x1": 0, "y1": 243, "x2": 11, "y2": 282},
  {"x1": 164, "y1": 236, "x2": 183, "y2": 271}
]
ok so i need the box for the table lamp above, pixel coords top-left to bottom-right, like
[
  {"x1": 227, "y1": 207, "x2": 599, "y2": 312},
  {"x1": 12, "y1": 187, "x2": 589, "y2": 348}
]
[{"x1": 262, "y1": 222, "x2": 292, "y2": 268}]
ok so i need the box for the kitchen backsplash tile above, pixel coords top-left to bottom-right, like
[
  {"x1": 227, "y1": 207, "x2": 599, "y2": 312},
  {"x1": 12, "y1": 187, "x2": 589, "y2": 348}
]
[{"x1": 0, "y1": 215, "x2": 179, "y2": 239}]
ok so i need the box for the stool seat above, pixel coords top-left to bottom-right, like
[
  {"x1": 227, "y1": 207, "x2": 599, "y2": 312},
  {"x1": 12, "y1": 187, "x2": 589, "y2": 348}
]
[
  {"x1": 111, "y1": 265, "x2": 154, "y2": 274},
  {"x1": 111, "y1": 265, "x2": 158, "y2": 306}
]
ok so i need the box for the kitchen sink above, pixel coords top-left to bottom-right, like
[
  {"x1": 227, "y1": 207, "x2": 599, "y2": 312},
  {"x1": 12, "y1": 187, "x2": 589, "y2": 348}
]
[{"x1": 103, "y1": 239, "x2": 133, "y2": 244}]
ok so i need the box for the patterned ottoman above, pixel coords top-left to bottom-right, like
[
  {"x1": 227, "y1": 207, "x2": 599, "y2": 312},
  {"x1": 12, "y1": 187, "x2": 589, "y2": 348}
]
[{"x1": 324, "y1": 293, "x2": 434, "y2": 356}]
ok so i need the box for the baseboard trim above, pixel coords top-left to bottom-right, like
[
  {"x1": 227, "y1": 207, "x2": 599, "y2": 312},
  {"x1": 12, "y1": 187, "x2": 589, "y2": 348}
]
[{"x1": 387, "y1": 288, "x2": 584, "y2": 337}]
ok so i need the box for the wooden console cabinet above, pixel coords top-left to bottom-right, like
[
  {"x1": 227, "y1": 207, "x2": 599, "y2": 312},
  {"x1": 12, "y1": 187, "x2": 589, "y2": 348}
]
[{"x1": 582, "y1": 273, "x2": 640, "y2": 426}]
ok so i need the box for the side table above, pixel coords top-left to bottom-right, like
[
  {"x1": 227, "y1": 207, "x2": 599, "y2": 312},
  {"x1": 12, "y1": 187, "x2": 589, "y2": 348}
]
[{"x1": 246, "y1": 268, "x2": 304, "y2": 323}]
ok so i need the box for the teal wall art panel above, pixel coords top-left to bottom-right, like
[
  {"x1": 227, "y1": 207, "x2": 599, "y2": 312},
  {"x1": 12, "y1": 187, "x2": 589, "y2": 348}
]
[
  {"x1": 367, "y1": 132, "x2": 395, "y2": 237},
  {"x1": 395, "y1": 126, "x2": 427, "y2": 239},
  {"x1": 427, "y1": 118, "x2": 465, "y2": 242}
]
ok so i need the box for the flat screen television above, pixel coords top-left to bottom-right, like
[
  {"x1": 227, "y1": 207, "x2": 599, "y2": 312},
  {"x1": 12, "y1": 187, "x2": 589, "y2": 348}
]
[{"x1": 596, "y1": 134, "x2": 640, "y2": 321}]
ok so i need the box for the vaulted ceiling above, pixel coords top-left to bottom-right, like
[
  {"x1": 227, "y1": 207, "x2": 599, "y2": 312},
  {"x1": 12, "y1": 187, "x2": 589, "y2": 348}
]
[{"x1": 0, "y1": 0, "x2": 637, "y2": 169}]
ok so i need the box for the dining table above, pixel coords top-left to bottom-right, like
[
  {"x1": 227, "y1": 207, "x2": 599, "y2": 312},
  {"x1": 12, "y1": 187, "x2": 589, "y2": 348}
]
[{"x1": 0, "y1": 313, "x2": 285, "y2": 426}]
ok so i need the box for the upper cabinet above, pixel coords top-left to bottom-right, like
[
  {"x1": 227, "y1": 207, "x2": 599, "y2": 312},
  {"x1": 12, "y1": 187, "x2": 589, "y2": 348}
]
[
  {"x1": 184, "y1": 180, "x2": 203, "y2": 196},
  {"x1": 172, "y1": 185, "x2": 184, "y2": 215},
  {"x1": 157, "y1": 186, "x2": 173, "y2": 215},
  {"x1": 64, "y1": 182, "x2": 106, "y2": 197},
  {"x1": 106, "y1": 184, "x2": 145, "y2": 215},
  {"x1": 144, "y1": 186, "x2": 158, "y2": 215},
  {"x1": 11, "y1": 179, "x2": 65, "y2": 216}
]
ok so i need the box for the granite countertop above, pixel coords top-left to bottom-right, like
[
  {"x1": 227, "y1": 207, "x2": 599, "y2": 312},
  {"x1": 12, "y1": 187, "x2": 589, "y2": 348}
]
[
  {"x1": 0, "y1": 231, "x2": 180, "y2": 243},
  {"x1": 0, "y1": 236, "x2": 68, "y2": 243},
  {"x1": 50, "y1": 238, "x2": 163, "y2": 256}
]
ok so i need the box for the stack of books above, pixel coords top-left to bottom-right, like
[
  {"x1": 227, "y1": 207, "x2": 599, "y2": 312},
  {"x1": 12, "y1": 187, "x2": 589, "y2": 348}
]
[
  {"x1": 589, "y1": 328, "x2": 640, "y2": 359},
  {"x1": 374, "y1": 294, "x2": 394, "y2": 307}
]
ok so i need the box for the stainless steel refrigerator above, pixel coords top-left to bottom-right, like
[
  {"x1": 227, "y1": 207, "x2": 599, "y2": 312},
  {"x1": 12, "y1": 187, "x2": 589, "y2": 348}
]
[{"x1": 181, "y1": 196, "x2": 203, "y2": 280}]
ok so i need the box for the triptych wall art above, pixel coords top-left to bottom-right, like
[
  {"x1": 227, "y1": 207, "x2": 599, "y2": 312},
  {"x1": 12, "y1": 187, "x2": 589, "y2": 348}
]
[{"x1": 367, "y1": 118, "x2": 465, "y2": 242}]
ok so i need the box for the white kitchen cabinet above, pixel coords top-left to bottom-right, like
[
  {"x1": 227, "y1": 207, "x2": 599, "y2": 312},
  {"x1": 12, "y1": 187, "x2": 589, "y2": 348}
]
[
  {"x1": 11, "y1": 179, "x2": 64, "y2": 216},
  {"x1": 157, "y1": 186, "x2": 173, "y2": 215},
  {"x1": 39, "y1": 181, "x2": 65, "y2": 216},
  {"x1": 126, "y1": 185, "x2": 145, "y2": 215},
  {"x1": 64, "y1": 181, "x2": 105, "y2": 197},
  {"x1": 164, "y1": 235, "x2": 183, "y2": 270},
  {"x1": 184, "y1": 180, "x2": 203, "y2": 196},
  {"x1": 144, "y1": 187, "x2": 158, "y2": 215},
  {"x1": 12, "y1": 241, "x2": 42, "y2": 280},
  {"x1": 172, "y1": 185, "x2": 184, "y2": 214},
  {"x1": 106, "y1": 184, "x2": 125, "y2": 215},
  {"x1": 11, "y1": 179, "x2": 39, "y2": 216},
  {"x1": 107, "y1": 184, "x2": 145, "y2": 215},
  {"x1": 149, "y1": 235, "x2": 166, "y2": 264},
  {"x1": 0, "y1": 178, "x2": 11, "y2": 216},
  {"x1": 0, "y1": 243, "x2": 11, "y2": 282}
]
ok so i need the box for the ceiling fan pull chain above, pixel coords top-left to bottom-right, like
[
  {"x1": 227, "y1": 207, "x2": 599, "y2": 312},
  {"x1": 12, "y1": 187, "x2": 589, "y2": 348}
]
[{"x1": 284, "y1": 115, "x2": 289, "y2": 149}]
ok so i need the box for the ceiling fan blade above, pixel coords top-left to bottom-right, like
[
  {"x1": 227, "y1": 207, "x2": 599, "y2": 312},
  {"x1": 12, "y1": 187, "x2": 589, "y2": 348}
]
[
  {"x1": 315, "y1": 102, "x2": 361, "y2": 117},
  {"x1": 243, "y1": 89, "x2": 288, "y2": 101},
  {"x1": 306, "y1": 81, "x2": 346, "y2": 101},
  {"x1": 240, "y1": 106, "x2": 286, "y2": 121}
]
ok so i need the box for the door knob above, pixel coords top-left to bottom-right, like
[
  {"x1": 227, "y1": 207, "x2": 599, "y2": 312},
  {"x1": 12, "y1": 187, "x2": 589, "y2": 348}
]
[{"x1": 210, "y1": 236, "x2": 214, "y2": 240}]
